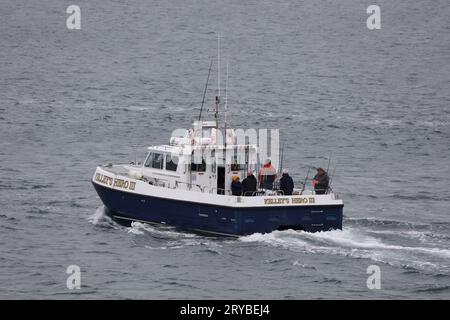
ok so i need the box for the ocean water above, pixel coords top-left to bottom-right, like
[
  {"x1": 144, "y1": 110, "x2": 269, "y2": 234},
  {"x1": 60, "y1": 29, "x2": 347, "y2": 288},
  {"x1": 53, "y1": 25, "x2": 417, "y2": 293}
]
[{"x1": 1, "y1": 0, "x2": 449, "y2": 299}]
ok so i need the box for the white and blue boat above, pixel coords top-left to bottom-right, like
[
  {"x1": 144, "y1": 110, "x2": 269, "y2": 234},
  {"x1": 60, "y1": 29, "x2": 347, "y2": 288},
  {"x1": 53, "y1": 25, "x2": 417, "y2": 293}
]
[
  {"x1": 92, "y1": 119, "x2": 343, "y2": 236},
  {"x1": 92, "y1": 56, "x2": 343, "y2": 236}
]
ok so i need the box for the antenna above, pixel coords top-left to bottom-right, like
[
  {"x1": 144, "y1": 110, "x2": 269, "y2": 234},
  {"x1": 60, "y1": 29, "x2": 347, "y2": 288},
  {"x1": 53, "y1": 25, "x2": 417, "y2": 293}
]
[
  {"x1": 217, "y1": 33, "x2": 220, "y2": 98},
  {"x1": 225, "y1": 57, "x2": 229, "y2": 125},
  {"x1": 224, "y1": 57, "x2": 229, "y2": 147},
  {"x1": 198, "y1": 58, "x2": 213, "y2": 122},
  {"x1": 215, "y1": 33, "x2": 221, "y2": 129}
]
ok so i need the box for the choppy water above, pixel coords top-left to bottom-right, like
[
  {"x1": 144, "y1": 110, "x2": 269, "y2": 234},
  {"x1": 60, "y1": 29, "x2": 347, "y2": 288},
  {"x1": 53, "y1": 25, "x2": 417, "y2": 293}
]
[{"x1": 1, "y1": 0, "x2": 449, "y2": 299}]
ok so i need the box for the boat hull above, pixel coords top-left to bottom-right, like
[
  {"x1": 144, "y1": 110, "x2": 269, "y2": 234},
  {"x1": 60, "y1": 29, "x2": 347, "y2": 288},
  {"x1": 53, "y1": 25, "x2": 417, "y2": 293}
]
[{"x1": 93, "y1": 182, "x2": 343, "y2": 236}]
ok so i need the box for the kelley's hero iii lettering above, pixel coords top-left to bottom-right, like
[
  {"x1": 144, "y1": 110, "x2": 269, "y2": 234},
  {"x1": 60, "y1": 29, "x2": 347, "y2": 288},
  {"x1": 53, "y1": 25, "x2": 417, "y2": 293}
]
[
  {"x1": 264, "y1": 197, "x2": 315, "y2": 205},
  {"x1": 95, "y1": 173, "x2": 113, "y2": 186},
  {"x1": 95, "y1": 173, "x2": 136, "y2": 191}
]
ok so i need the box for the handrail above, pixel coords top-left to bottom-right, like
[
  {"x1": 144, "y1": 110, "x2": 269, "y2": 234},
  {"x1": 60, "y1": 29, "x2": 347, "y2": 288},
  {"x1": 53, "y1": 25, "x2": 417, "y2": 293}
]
[
  {"x1": 139, "y1": 173, "x2": 335, "y2": 197},
  {"x1": 209, "y1": 187, "x2": 230, "y2": 195},
  {"x1": 312, "y1": 187, "x2": 330, "y2": 195},
  {"x1": 175, "y1": 181, "x2": 204, "y2": 192}
]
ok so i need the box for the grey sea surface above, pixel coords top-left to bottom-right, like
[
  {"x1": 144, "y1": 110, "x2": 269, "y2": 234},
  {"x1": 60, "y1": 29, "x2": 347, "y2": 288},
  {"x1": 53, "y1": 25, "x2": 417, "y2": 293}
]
[{"x1": 1, "y1": 0, "x2": 449, "y2": 299}]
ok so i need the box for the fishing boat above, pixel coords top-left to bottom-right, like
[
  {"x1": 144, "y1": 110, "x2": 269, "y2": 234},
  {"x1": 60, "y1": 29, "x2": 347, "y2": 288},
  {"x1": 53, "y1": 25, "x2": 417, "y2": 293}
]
[{"x1": 91, "y1": 54, "x2": 343, "y2": 236}]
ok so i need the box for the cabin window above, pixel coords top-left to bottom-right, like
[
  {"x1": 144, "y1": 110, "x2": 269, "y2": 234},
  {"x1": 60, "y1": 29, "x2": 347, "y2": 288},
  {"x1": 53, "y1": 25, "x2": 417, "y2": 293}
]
[
  {"x1": 165, "y1": 154, "x2": 178, "y2": 171},
  {"x1": 191, "y1": 151, "x2": 206, "y2": 172},
  {"x1": 144, "y1": 153, "x2": 153, "y2": 167},
  {"x1": 144, "y1": 152, "x2": 163, "y2": 169},
  {"x1": 230, "y1": 162, "x2": 240, "y2": 171},
  {"x1": 191, "y1": 159, "x2": 206, "y2": 172},
  {"x1": 230, "y1": 155, "x2": 242, "y2": 171},
  {"x1": 151, "y1": 153, "x2": 164, "y2": 169}
]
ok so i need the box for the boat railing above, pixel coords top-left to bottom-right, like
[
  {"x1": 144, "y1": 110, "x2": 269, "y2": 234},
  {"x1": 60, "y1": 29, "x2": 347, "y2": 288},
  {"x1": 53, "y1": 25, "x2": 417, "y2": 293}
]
[
  {"x1": 209, "y1": 187, "x2": 231, "y2": 195},
  {"x1": 241, "y1": 189, "x2": 285, "y2": 197},
  {"x1": 138, "y1": 174, "x2": 337, "y2": 198},
  {"x1": 175, "y1": 181, "x2": 204, "y2": 192},
  {"x1": 243, "y1": 191, "x2": 264, "y2": 197}
]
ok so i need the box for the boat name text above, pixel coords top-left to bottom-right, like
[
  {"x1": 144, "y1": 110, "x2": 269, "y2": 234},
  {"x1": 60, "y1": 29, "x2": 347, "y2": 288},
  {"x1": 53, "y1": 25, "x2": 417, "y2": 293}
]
[
  {"x1": 264, "y1": 197, "x2": 315, "y2": 205},
  {"x1": 95, "y1": 173, "x2": 136, "y2": 191}
]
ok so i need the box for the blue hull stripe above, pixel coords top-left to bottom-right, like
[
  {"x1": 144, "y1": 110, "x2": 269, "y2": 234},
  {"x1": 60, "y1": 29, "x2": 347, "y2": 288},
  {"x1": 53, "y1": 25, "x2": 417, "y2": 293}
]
[{"x1": 93, "y1": 182, "x2": 343, "y2": 236}]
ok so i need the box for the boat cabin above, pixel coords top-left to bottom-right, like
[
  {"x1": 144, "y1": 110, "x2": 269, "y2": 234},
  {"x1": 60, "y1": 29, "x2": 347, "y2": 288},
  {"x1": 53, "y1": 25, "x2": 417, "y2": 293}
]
[{"x1": 140, "y1": 121, "x2": 258, "y2": 195}]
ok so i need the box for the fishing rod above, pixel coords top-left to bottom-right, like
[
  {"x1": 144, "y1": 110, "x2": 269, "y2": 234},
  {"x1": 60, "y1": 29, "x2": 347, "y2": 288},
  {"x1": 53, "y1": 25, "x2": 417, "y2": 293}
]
[
  {"x1": 328, "y1": 164, "x2": 338, "y2": 190},
  {"x1": 301, "y1": 166, "x2": 311, "y2": 193},
  {"x1": 326, "y1": 151, "x2": 332, "y2": 174},
  {"x1": 278, "y1": 143, "x2": 284, "y2": 174},
  {"x1": 273, "y1": 143, "x2": 285, "y2": 190},
  {"x1": 198, "y1": 58, "x2": 213, "y2": 122}
]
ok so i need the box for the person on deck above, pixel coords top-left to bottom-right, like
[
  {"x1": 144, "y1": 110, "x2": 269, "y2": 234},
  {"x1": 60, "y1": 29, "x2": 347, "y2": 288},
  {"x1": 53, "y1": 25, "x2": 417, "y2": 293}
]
[
  {"x1": 312, "y1": 167, "x2": 329, "y2": 195},
  {"x1": 242, "y1": 170, "x2": 257, "y2": 196},
  {"x1": 231, "y1": 176, "x2": 243, "y2": 196},
  {"x1": 279, "y1": 168, "x2": 294, "y2": 195},
  {"x1": 258, "y1": 159, "x2": 277, "y2": 190}
]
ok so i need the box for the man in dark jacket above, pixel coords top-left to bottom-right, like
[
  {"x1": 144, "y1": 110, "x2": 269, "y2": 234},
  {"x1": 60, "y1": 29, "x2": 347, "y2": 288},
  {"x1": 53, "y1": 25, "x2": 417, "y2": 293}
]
[
  {"x1": 312, "y1": 167, "x2": 329, "y2": 195},
  {"x1": 231, "y1": 176, "x2": 243, "y2": 196},
  {"x1": 242, "y1": 170, "x2": 257, "y2": 196},
  {"x1": 279, "y1": 169, "x2": 294, "y2": 195}
]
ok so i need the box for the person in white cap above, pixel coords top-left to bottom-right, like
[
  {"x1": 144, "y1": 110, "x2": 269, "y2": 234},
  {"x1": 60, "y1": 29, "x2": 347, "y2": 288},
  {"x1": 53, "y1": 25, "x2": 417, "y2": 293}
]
[{"x1": 279, "y1": 168, "x2": 294, "y2": 195}]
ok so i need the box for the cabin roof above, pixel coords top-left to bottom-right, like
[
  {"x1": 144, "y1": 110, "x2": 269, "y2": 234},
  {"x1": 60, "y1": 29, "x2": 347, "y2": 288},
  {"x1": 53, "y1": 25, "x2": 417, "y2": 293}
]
[
  {"x1": 148, "y1": 144, "x2": 258, "y2": 153},
  {"x1": 147, "y1": 145, "x2": 179, "y2": 152}
]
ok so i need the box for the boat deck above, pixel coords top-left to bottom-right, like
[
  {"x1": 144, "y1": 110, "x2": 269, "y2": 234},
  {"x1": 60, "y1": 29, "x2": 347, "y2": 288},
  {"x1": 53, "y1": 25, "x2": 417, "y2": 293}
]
[{"x1": 99, "y1": 164, "x2": 321, "y2": 197}]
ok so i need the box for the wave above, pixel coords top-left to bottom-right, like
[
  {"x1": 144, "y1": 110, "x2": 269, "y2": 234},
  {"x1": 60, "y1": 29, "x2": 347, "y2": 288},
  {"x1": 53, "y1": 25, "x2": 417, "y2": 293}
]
[
  {"x1": 127, "y1": 222, "x2": 145, "y2": 235},
  {"x1": 345, "y1": 217, "x2": 430, "y2": 229},
  {"x1": 89, "y1": 208, "x2": 222, "y2": 251},
  {"x1": 0, "y1": 214, "x2": 18, "y2": 222},
  {"x1": 127, "y1": 221, "x2": 224, "y2": 251},
  {"x1": 239, "y1": 227, "x2": 450, "y2": 273},
  {"x1": 414, "y1": 285, "x2": 450, "y2": 294},
  {"x1": 127, "y1": 221, "x2": 199, "y2": 240},
  {"x1": 366, "y1": 229, "x2": 450, "y2": 245},
  {"x1": 88, "y1": 206, "x2": 119, "y2": 229},
  {"x1": 242, "y1": 228, "x2": 450, "y2": 258}
]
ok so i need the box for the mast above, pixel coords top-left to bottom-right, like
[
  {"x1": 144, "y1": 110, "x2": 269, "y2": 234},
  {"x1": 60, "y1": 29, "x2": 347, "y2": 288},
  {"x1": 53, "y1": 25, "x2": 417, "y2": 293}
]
[
  {"x1": 218, "y1": 33, "x2": 220, "y2": 99},
  {"x1": 215, "y1": 34, "x2": 220, "y2": 129},
  {"x1": 224, "y1": 57, "x2": 229, "y2": 147},
  {"x1": 198, "y1": 58, "x2": 213, "y2": 122}
]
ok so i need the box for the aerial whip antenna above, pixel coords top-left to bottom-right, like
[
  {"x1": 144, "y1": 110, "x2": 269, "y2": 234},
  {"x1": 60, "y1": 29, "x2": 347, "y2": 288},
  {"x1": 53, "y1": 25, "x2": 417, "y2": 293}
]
[
  {"x1": 217, "y1": 33, "x2": 220, "y2": 98},
  {"x1": 198, "y1": 58, "x2": 213, "y2": 121},
  {"x1": 224, "y1": 57, "x2": 230, "y2": 147},
  {"x1": 225, "y1": 57, "x2": 229, "y2": 127},
  {"x1": 215, "y1": 33, "x2": 221, "y2": 128}
]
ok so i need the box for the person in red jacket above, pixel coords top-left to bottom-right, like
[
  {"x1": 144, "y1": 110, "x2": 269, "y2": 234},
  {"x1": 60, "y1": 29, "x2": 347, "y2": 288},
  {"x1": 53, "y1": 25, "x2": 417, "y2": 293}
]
[{"x1": 258, "y1": 159, "x2": 277, "y2": 190}]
